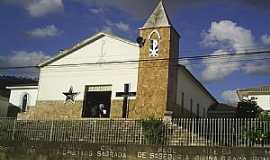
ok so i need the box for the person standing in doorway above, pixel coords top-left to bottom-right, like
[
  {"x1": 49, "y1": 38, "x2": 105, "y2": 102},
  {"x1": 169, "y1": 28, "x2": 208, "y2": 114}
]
[{"x1": 99, "y1": 104, "x2": 106, "y2": 118}]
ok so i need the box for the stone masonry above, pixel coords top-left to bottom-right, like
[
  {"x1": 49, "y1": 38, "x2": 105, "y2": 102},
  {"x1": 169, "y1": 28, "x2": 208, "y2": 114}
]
[
  {"x1": 134, "y1": 27, "x2": 180, "y2": 118},
  {"x1": 18, "y1": 100, "x2": 136, "y2": 120}
]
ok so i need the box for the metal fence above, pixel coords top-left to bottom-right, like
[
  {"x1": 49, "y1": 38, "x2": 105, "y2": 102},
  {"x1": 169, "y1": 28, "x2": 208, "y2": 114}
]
[{"x1": 0, "y1": 118, "x2": 270, "y2": 147}]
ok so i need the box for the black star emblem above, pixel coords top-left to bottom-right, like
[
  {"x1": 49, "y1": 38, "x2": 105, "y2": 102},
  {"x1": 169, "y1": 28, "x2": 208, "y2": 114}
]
[{"x1": 63, "y1": 87, "x2": 79, "y2": 104}]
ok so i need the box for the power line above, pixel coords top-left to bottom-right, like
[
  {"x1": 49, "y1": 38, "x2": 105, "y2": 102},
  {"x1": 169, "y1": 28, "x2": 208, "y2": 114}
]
[
  {"x1": 0, "y1": 50, "x2": 269, "y2": 70},
  {"x1": 21, "y1": 46, "x2": 270, "y2": 61},
  {"x1": 181, "y1": 50, "x2": 270, "y2": 61},
  {"x1": 180, "y1": 45, "x2": 270, "y2": 53},
  {"x1": 10, "y1": 57, "x2": 269, "y2": 79},
  {"x1": 1, "y1": 57, "x2": 270, "y2": 76}
]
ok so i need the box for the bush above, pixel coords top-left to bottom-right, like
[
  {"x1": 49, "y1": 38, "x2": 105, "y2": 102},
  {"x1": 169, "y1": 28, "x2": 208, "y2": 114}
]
[
  {"x1": 245, "y1": 112, "x2": 270, "y2": 145},
  {"x1": 141, "y1": 119, "x2": 164, "y2": 145}
]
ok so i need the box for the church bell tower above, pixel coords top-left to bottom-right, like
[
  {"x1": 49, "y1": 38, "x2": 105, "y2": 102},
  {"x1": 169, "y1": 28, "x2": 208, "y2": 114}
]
[{"x1": 134, "y1": 1, "x2": 180, "y2": 118}]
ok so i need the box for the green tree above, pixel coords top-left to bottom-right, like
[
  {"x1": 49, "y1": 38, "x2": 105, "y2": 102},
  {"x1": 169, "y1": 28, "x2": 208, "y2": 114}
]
[{"x1": 236, "y1": 99, "x2": 262, "y2": 118}]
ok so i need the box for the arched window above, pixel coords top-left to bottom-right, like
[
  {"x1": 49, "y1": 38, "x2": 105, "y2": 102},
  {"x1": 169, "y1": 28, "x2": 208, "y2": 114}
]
[
  {"x1": 22, "y1": 94, "x2": 28, "y2": 112},
  {"x1": 148, "y1": 30, "x2": 161, "y2": 40},
  {"x1": 148, "y1": 30, "x2": 161, "y2": 57}
]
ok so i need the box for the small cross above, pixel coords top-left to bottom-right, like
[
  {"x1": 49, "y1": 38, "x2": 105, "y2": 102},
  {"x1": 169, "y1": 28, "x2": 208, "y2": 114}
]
[
  {"x1": 63, "y1": 86, "x2": 79, "y2": 104},
  {"x1": 97, "y1": 40, "x2": 106, "y2": 65},
  {"x1": 116, "y1": 84, "x2": 136, "y2": 118}
]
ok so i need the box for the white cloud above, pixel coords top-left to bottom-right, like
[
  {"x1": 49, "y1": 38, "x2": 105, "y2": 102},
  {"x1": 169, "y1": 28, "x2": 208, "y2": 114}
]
[
  {"x1": 115, "y1": 22, "x2": 130, "y2": 32},
  {"x1": 202, "y1": 20, "x2": 254, "y2": 51},
  {"x1": 100, "y1": 26, "x2": 113, "y2": 34},
  {"x1": 26, "y1": 0, "x2": 63, "y2": 17},
  {"x1": 8, "y1": 51, "x2": 50, "y2": 66},
  {"x1": 27, "y1": 25, "x2": 62, "y2": 38},
  {"x1": 105, "y1": 20, "x2": 130, "y2": 32},
  {"x1": 221, "y1": 90, "x2": 239, "y2": 105},
  {"x1": 0, "y1": 0, "x2": 64, "y2": 17},
  {"x1": 201, "y1": 20, "x2": 256, "y2": 82},
  {"x1": 201, "y1": 50, "x2": 240, "y2": 81},
  {"x1": 89, "y1": 8, "x2": 103, "y2": 14},
  {"x1": 0, "y1": 51, "x2": 50, "y2": 78},
  {"x1": 71, "y1": 0, "x2": 158, "y2": 18},
  {"x1": 261, "y1": 34, "x2": 270, "y2": 45},
  {"x1": 99, "y1": 20, "x2": 130, "y2": 34},
  {"x1": 242, "y1": 60, "x2": 270, "y2": 75},
  {"x1": 3, "y1": 0, "x2": 270, "y2": 18}
]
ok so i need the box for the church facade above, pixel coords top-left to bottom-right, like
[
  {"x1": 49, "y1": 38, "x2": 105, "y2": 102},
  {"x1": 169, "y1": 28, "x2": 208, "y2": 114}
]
[{"x1": 7, "y1": 1, "x2": 217, "y2": 120}]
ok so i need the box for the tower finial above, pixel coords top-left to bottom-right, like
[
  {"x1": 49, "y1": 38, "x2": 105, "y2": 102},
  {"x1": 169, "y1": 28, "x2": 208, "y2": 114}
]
[{"x1": 142, "y1": 0, "x2": 171, "y2": 29}]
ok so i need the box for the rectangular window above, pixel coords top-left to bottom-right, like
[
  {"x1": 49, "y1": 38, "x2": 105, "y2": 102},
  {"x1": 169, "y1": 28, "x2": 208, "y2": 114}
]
[
  {"x1": 203, "y1": 108, "x2": 206, "y2": 117},
  {"x1": 87, "y1": 85, "x2": 112, "y2": 92}
]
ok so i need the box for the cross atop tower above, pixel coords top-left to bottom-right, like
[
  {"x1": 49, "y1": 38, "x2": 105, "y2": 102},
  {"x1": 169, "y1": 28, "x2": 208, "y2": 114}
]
[{"x1": 142, "y1": 0, "x2": 171, "y2": 29}]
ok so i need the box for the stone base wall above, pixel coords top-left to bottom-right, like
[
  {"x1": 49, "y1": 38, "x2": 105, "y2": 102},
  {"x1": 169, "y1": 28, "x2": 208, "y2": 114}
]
[
  {"x1": 110, "y1": 99, "x2": 136, "y2": 118},
  {"x1": 18, "y1": 99, "x2": 138, "y2": 120},
  {"x1": 18, "y1": 99, "x2": 194, "y2": 120},
  {"x1": 18, "y1": 101, "x2": 83, "y2": 120}
]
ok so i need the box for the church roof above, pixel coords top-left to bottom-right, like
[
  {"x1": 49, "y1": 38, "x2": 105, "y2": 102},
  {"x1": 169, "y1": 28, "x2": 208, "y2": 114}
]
[
  {"x1": 142, "y1": 1, "x2": 172, "y2": 29},
  {"x1": 39, "y1": 32, "x2": 138, "y2": 67}
]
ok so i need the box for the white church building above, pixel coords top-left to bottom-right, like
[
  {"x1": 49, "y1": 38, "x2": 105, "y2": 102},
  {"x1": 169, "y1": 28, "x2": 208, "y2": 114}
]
[{"x1": 7, "y1": 1, "x2": 218, "y2": 120}]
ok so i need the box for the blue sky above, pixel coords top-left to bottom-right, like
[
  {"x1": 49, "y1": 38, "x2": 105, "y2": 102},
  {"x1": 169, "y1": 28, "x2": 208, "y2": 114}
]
[{"x1": 0, "y1": 0, "x2": 270, "y2": 104}]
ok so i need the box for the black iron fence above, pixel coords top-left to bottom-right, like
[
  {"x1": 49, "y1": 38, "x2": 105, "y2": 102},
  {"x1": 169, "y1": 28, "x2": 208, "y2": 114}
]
[{"x1": 0, "y1": 118, "x2": 270, "y2": 147}]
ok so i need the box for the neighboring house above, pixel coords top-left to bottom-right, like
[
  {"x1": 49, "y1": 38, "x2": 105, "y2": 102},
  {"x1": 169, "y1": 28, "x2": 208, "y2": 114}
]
[
  {"x1": 0, "y1": 75, "x2": 37, "y2": 117},
  {"x1": 6, "y1": 1, "x2": 218, "y2": 120},
  {"x1": 0, "y1": 95, "x2": 9, "y2": 117},
  {"x1": 6, "y1": 83, "x2": 38, "y2": 113},
  {"x1": 0, "y1": 75, "x2": 37, "y2": 98},
  {"x1": 207, "y1": 103, "x2": 237, "y2": 118},
  {"x1": 237, "y1": 86, "x2": 270, "y2": 111}
]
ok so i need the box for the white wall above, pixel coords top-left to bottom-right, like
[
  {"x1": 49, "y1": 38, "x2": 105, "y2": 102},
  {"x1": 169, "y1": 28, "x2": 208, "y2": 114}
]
[
  {"x1": 244, "y1": 95, "x2": 270, "y2": 111},
  {"x1": 176, "y1": 67, "x2": 216, "y2": 117},
  {"x1": 50, "y1": 36, "x2": 138, "y2": 66},
  {"x1": 38, "y1": 35, "x2": 139, "y2": 101},
  {"x1": 0, "y1": 96, "x2": 9, "y2": 117},
  {"x1": 9, "y1": 88, "x2": 38, "y2": 109}
]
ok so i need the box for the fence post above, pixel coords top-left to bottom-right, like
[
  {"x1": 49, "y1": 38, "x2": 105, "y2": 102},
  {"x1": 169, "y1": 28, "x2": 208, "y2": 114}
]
[
  {"x1": 11, "y1": 119, "x2": 16, "y2": 141},
  {"x1": 139, "y1": 120, "x2": 143, "y2": 145},
  {"x1": 49, "y1": 120, "x2": 54, "y2": 142},
  {"x1": 191, "y1": 118, "x2": 194, "y2": 145}
]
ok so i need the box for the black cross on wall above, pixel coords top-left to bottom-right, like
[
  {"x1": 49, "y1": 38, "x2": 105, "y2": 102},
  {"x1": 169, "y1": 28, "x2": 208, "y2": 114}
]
[{"x1": 116, "y1": 84, "x2": 136, "y2": 118}]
